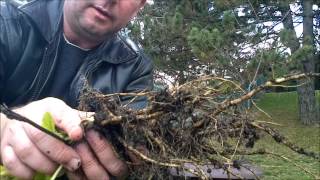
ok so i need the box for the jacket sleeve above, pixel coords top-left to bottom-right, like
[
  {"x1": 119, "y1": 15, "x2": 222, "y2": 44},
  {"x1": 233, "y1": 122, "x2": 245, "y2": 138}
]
[
  {"x1": 0, "y1": 4, "x2": 8, "y2": 101},
  {"x1": 121, "y1": 53, "x2": 154, "y2": 110},
  {"x1": 0, "y1": 48, "x2": 4, "y2": 102},
  {"x1": 0, "y1": 1, "x2": 26, "y2": 104}
]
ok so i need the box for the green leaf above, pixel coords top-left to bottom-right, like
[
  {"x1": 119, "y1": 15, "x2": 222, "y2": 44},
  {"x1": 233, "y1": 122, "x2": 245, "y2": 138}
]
[
  {"x1": 41, "y1": 112, "x2": 57, "y2": 133},
  {"x1": 34, "y1": 173, "x2": 51, "y2": 180},
  {"x1": 0, "y1": 165, "x2": 19, "y2": 180},
  {"x1": 41, "y1": 112, "x2": 68, "y2": 141}
]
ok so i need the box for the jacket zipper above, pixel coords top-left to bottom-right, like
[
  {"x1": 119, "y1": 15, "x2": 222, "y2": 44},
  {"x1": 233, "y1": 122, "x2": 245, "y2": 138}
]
[
  {"x1": 29, "y1": 31, "x2": 62, "y2": 101},
  {"x1": 29, "y1": 47, "x2": 49, "y2": 101}
]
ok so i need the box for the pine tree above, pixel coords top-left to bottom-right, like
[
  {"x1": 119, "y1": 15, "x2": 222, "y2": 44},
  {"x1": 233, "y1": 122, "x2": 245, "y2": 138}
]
[{"x1": 128, "y1": 0, "x2": 320, "y2": 124}]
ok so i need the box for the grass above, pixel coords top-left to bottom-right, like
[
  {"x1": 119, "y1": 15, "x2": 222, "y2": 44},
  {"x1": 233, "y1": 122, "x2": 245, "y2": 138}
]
[{"x1": 247, "y1": 91, "x2": 320, "y2": 180}]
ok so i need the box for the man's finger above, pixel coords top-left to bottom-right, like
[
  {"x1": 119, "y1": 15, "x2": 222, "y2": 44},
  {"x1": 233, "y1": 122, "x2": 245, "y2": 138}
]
[
  {"x1": 75, "y1": 142, "x2": 110, "y2": 180},
  {"x1": 1, "y1": 145, "x2": 35, "y2": 180},
  {"x1": 10, "y1": 123, "x2": 57, "y2": 174},
  {"x1": 13, "y1": 98, "x2": 85, "y2": 141},
  {"x1": 86, "y1": 130, "x2": 128, "y2": 178},
  {"x1": 52, "y1": 110, "x2": 84, "y2": 141},
  {"x1": 23, "y1": 123, "x2": 81, "y2": 172}
]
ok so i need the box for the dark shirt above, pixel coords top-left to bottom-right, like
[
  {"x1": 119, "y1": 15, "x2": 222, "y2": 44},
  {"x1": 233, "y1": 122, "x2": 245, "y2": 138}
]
[{"x1": 45, "y1": 34, "x2": 90, "y2": 104}]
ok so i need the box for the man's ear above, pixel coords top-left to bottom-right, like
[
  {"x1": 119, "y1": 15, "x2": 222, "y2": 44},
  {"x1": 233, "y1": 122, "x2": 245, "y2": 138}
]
[
  {"x1": 139, "y1": 0, "x2": 147, "y2": 8},
  {"x1": 131, "y1": 0, "x2": 147, "y2": 18}
]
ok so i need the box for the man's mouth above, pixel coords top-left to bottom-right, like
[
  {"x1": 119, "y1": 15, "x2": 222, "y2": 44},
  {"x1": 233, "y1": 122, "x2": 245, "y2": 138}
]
[{"x1": 92, "y1": 5, "x2": 113, "y2": 20}]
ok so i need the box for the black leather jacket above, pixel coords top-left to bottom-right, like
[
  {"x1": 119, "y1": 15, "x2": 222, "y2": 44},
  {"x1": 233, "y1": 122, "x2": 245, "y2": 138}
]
[{"x1": 0, "y1": 0, "x2": 153, "y2": 108}]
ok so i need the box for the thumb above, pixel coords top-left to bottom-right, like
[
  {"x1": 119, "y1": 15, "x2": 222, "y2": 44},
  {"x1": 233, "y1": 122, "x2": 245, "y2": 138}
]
[{"x1": 53, "y1": 110, "x2": 93, "y2": 141}]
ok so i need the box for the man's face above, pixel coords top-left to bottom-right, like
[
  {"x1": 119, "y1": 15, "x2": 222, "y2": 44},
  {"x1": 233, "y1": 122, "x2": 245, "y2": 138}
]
[{"x1": 64, "y1": 0, "x2": 146, "y2": 40}]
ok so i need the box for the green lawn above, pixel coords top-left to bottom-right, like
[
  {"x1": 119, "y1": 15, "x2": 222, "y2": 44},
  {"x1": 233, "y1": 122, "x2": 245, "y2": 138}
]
[{"x1": 247, "y1": 91, "x2": 320, "y2": 180}]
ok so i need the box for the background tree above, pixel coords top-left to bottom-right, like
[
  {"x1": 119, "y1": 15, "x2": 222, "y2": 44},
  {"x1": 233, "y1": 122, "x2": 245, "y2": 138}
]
[{"x1": 128, "y1": 0, "x2": 319, "y2": 124}]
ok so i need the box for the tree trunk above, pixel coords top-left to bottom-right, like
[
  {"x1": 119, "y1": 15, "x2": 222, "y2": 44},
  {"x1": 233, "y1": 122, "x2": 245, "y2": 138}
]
[
  {"x1": 280, "y1": 5, "x2": 300, "y2": 53},
  {"x1": 315, "y1": 53, "x2": 320, "y2": 90},
  {"x1": 281, "y1": 0, "x2": 318, "y2": 124},
  {"x1": 296, "y1": 0, "x2": 318, "y2": 124}
]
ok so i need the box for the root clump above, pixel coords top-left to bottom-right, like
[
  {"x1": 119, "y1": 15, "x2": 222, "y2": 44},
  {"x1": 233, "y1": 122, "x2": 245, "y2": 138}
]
[{"x1": 77, "y1": 74, "x2": 320, "y2": 179}]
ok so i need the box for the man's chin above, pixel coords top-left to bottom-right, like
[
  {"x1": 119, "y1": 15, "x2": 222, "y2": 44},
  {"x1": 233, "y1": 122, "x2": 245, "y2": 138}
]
[
  {"x1": 84, "y1": 28, "x2": 116, "y2": 41},
  {"x1": 80, "y1": 19, "x2": 113, "y2": 35}
]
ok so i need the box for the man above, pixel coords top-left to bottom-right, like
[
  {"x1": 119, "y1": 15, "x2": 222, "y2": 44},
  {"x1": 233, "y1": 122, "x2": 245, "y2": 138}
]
[{"x1": 0, "y1": 0, "x2": 153, "y2": 179}]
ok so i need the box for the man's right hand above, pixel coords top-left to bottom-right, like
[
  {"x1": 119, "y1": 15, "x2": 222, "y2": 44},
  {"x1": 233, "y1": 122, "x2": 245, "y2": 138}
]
[{"x1": 0, "y1": 97, "x2": 87, "y2": 179}]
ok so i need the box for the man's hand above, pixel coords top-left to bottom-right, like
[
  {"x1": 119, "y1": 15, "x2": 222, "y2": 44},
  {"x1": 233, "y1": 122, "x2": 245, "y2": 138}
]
[
  {"x1": 67, "y1": 130, "x2": 128, "y2": 180},
  {"x1": 0, "y1": 97, "x2": 128, "y2": 180},
  {"x1": 0, "y1": 97, "x2": 84, "y2": 179}
]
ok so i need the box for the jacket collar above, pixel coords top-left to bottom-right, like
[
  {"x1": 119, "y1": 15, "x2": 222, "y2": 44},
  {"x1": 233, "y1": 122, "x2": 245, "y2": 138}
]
[{"x1": 19, "y1": 0, "x2": 138, "y2": 64}]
